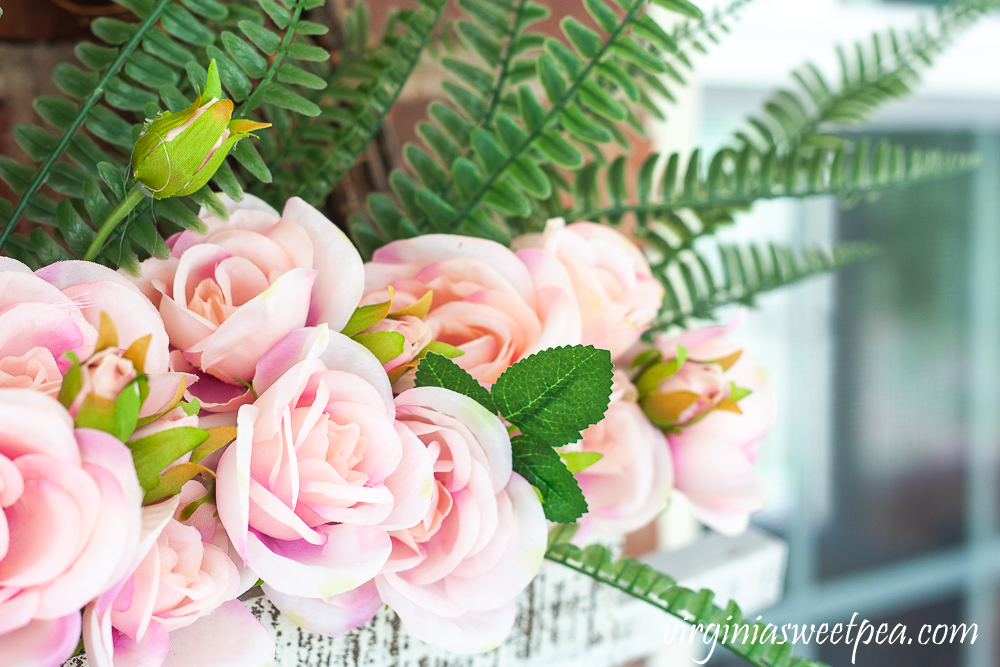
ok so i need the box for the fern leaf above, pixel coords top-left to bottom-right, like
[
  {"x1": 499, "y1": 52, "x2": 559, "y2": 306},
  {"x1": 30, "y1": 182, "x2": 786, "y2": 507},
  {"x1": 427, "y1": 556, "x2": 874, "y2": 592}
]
[
  {"x1": 570, "y1": 140, "x2": 979, "y2": 233},
  {"x1": 0, "y1": 0, "x2": 172, "y2": 253},
  {"x1": 546, "y1": 525, "x2": 830, "y2": 667},
  {"x1": 644, "y1": 241, "x2": 878, "y2": 333}
]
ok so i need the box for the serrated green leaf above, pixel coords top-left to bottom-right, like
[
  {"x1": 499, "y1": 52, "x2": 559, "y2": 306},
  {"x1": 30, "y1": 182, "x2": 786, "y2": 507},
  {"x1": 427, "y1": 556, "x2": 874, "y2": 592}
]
[
  {"x1": 512, "y1": 435, "x2": 587, "y2": 523},
  {"x1": 56, "y1": 199, "x2": 95, "y2": 257},
  {"x1": 442, "y1": 57, "x2": 494, "y2": 94},
  {"x1": 579, "y1": 80, "x2": 626, "y2": 121},
  {"x1": 561, "y1": 106, "x2": 612, "y2": 143},
  {"x1": 517, "y1": 86, "x2": 547, "y2": 131},
  {"x1": 584, "y1": 0, "x2": 620, "y2": 33},
  {"x1": 296, "y1": 20, "x2": 329, "y2": 35},
  {"x1": 414, "y1": 352, "x2": 495, "y2": 413},
  {"x1": 97, "y1": 162, "x2": 126, "y2": 200},
  {"x1": 257, "y1": 0, "x2": 290, "y2": 29},
  {"x1": 493, "y1": 345, "x2": 613, "y2": 447}
]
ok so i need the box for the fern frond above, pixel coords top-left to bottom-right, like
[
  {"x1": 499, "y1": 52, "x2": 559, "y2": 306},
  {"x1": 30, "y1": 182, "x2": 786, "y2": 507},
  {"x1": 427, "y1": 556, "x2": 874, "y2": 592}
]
[
  {"x1": 0, "y1": 0, "x2": 172, "y2": 255},
  {"x1": 0, "y1": 0, "x2": 333, "y2": 269},
  {"x1": 569, "y1": 139, "x2": 979, "y2": 235},
  {"x1": 643, "y1": 241, "x2": 877, "y2": 333},
  {"x1": 546, "y1": 525, "x2": 830, "y2": 667},
  {"x1": 672, "y1": 0, "x2": 753, "y2": 51},
  {"x1": 257, "y1": 0, "x2": 448, "y2": 208},
  {"x1": 739, "y1": 0, "x2": 995, "y2": 152},
  {"x1": 350, "y1": 0, "x2": 705, "y2": 256}
]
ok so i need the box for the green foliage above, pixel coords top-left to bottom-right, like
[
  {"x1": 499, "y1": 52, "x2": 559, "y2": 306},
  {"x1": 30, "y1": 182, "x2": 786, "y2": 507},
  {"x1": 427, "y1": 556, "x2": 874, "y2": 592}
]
[
  {"x1": 415, "y1": 352, "x2": 496, "y2": 412},
  {"x1": 348, "y1": 0, "x2": 713, "y2": 252},
  {"x1": 492, "y1": 345, "x2": 613, "y2": 448},
  {"x1": 546, "y1": 525, "x2": 831, "y2": 667},
  {"x1": 256, "y1": 0, "x2": 449, "y2": 208},
  {"x1": 644, "y1": 241, "x2": 879, "y2": 334},
  {"x1": 413, "y1": 346, "x2": 614, "y2": 523},
  {"x1": 0, "y1": 0, "x2": 348, "y2": 268},
  {"x1": 512, "y1": 435, "x2": 588, "y2": 523}
]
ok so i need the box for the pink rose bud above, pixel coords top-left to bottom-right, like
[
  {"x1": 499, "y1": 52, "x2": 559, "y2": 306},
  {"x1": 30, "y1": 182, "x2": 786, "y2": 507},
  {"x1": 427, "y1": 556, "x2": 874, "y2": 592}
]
[
  {"x1": 363, "y1": 315, "x2": 433, "y2": 372},
  {"x1": 67, "y1": 348, "x2": 138, "y2": 417}
]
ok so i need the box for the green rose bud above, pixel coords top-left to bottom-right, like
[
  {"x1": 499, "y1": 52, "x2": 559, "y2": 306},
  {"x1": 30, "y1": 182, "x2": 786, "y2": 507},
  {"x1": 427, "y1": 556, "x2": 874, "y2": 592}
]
[{"x1": 132, "y1": 60, "x2": 270, "y2": 199}]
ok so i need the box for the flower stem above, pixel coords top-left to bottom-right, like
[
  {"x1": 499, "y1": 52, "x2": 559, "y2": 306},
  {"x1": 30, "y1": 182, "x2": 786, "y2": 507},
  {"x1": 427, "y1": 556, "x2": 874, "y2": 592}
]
[{"x1": 84, "y1": 186, "x2": 145, "y2": 262}]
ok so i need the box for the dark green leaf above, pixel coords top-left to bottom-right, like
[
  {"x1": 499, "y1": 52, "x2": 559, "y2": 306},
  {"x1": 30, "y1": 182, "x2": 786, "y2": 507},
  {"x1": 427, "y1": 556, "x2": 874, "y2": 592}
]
[
  {"x1": 492, "y1": 345, "x2": 613, "y2": 447},
  {"x1": 263, "y1": 84, "x2": 322, "y2": 116},
  {"x1": 511, "y1": 435, "x2": 587, "y2": 523},
  {"x1": 414, "y1": 352, "x2": 496, "y2": 413}
]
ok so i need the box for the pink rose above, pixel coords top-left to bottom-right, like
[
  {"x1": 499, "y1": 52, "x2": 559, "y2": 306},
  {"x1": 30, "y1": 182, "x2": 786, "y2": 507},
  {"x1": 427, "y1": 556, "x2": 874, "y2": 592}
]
[
  {"x1": 83, "y1": 483, "x2": 260, "y2": 667},
  {"x1": 0, "y1": 389, "x2": 142, "y2": 667},
  {"x1": 216, "y1": 326, "x2": 434, "y2": 603},
  {"x1": 0, "y1": 258, "x2": 170, "y2": 394},
  {"x1": 654, "y1": 320, "x2": 776, "y2": 535},
  {"x1": 569, "y1": 371, "x2": 673, "y2": 535},
  {"x1": 363, "y1": 235, "x2": 580, "y2": 384},
  {"x1": 131, "y1": 195, "x2": 364, "y2": 412},
  {"x1": 513, "y1": 219, "x2": 663, "y2": 360},
  {"x1": 376, "y1": 387, "x2": 548, "y2": 654}
]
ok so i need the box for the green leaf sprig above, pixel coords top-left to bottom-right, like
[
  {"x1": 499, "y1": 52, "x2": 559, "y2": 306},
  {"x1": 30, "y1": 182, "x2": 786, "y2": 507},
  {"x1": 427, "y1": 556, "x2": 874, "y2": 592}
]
[{"x1": 414, "y1": 345, "x2": 613, "y2": 523}]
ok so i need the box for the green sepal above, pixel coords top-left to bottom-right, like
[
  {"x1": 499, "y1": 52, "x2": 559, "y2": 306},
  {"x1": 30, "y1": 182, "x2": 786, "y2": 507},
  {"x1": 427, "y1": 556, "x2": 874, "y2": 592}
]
[
  {"x1": 129, "y1": 426, "x2": 210, "y2": 491},
  {"x1": 352, "y1": 331, "x2": 405, "y2": 365},
  {"x1": 190, "y1": 425, "x2": 237, "y2": 464},
  {"x1": 729, "y1": 383, "x2": 752, "y2": 403},
  {"x1": 558, "y1": 450, "x2": 603, "y2": 473},
  {"x1": 635, "y1": 346, "x2": 687, "y2": 398},
  {"x1": 143, "y1": 462, "x2": 214, "y2": 505},
  {"x1": 57, "y1": 352, "x2": 82, "y2": 409},
  {"x1": 342, "y1": 288, "x2": 394, "y2": 337},
  {"x1": 74, "y1": 379, "x2": 142, "y2": 442}
]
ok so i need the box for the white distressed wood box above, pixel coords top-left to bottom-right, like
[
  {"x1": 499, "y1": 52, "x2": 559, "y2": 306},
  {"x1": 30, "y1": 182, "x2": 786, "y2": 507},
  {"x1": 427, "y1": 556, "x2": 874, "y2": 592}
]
[{"x1": 63, "y1": 528, "x2": 786, "y2": 667}]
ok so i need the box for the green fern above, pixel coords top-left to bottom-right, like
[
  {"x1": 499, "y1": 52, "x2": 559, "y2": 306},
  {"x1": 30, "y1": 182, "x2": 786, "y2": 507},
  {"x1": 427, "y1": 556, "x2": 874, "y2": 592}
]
[
  {"x1": 348, "y1": 0, "x2": 706, "y2": 256},
  {"x1": 0, "y1": 0, "x2": 334, "y2": 269},
  {"x1": 568, "y1": 139, "x2": 979, "y2": 235},
  {"x1": 255, "y1": 0, "x2": 448, "y2": 208},
  {"x1": 546, "y1": 525, "x2": 830, "y2": 667},
  {"x1": 643, "y1": 241, "x2": 878, "y2": 333},
  {"x1": 737, "y1": 0, "x2": 996, "y2": 153}
]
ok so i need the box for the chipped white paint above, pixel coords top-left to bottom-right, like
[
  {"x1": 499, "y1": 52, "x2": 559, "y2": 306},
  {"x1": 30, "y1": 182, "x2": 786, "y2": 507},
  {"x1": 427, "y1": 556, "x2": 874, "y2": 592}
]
[{"x1": 63, "y1": 529, "x2": 786, "y2": 667}]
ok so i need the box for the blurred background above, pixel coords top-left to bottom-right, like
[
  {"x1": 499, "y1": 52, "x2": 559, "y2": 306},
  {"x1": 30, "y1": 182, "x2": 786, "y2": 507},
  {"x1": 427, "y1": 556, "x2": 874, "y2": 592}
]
[
  {"x1": 681, "y1": 1, "x2": 1000, "y2": 665},
  {"x1": 1, "y1": 0, "x2": 998, "y2": 664}
]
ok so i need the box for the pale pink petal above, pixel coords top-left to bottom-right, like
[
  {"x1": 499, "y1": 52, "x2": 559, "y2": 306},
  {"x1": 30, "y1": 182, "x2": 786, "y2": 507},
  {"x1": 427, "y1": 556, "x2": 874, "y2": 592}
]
[
  {"x1": 0, "y1": 613, "x2": 81, "y2": 667},
  {"x1": 395, "y1": 388, "x2": 511, "y2": 491},
  {"x1": 198, "y1": 268, "x2": 317, "y2": 382},
  {"x1": 160, "y1": 600, "x2": 274, "y2": 667},
  {"x1": 216, "y1": 405, "x2": 258, "y2": 560},
  {"x1": 0, "y1": 390, "x2": 78, "y2": 462},
  {"x1": 282, "y1": 198, "x2": 365, "y2": 331},
  {"x1": 372, "y1": 235, "x2": 537, "y2": 304},
  {"x1": 111, "y1": 618, "x2": 169, "y2": 667},
  {"x1": 377, "y1": 423, "x2": 435, "y2": 531},
  {"x1": 0, "y1": 258, "x2": 33, "y2": 274},
  {"x1": 246, "y1": 524, "x2": 391, "y2": 598},
  {"x1": 262, "y1": 581, "x2": 381, "y2": 638},
  {"x1": 444, "y1": 473, "x2": 546, "y2": 610},
  {"x1": 376, "y1": 574, "x2": 516, "y2": 654}
]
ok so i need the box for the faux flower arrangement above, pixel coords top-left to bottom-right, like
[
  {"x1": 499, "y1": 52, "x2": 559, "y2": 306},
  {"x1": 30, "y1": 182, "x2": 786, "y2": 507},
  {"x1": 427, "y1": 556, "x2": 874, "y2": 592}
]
[
  {"x1": 0, "y1": 0, "x2": 990, "y2": 665},
  {"x1": 0, "y1": 190, "x2": 772, "y2": 664}
]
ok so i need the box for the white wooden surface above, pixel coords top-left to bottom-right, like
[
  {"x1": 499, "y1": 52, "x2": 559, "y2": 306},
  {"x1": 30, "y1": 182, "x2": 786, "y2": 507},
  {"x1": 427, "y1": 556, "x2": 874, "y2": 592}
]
[{"x1": 63, "y1": 528, "x2": 786, "y2": 667}]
